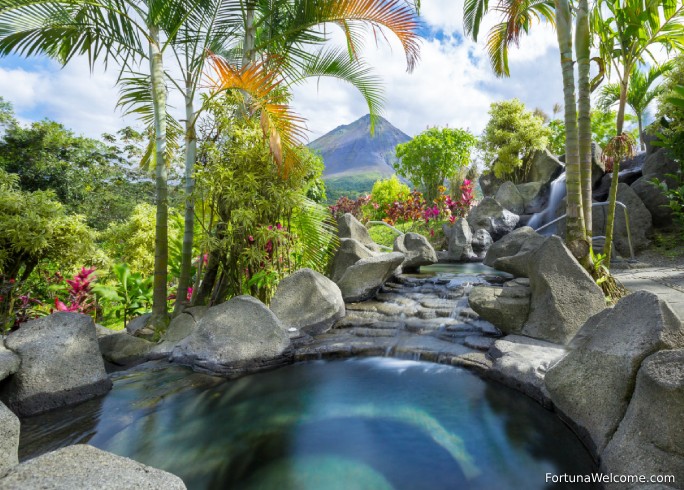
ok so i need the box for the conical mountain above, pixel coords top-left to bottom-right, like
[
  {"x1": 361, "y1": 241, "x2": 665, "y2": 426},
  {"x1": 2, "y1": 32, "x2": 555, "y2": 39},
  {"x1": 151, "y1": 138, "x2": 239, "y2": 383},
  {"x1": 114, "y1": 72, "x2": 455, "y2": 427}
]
[{"x1": 309, "y1": 114, "x2": 411, "y2": 177}]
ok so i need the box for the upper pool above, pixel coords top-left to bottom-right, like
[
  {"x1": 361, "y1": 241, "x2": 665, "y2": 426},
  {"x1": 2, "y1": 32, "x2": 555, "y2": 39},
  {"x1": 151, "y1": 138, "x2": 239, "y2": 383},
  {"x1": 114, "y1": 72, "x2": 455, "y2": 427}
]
[{"x1": 19, "y1": 358, "x2": 597, "y2": 489}]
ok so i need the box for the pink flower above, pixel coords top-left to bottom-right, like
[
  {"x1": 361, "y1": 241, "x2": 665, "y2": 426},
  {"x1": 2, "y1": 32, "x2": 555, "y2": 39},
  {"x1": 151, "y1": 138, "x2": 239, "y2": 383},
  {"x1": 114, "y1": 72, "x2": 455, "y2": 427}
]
[{"x1": 276, "y1": 223, "x2": 283, "y2": 230}]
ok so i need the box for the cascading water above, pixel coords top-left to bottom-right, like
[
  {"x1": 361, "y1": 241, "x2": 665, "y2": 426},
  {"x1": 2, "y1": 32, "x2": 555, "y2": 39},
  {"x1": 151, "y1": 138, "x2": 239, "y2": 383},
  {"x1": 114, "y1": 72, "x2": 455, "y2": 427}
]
[{"x1": 527, "y1": 172, "x2": 567, "y2": 233}]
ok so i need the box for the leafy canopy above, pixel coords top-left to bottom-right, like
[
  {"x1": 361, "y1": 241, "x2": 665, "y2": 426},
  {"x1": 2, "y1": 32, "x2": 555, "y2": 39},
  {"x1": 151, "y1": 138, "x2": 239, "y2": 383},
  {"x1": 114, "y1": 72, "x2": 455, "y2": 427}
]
[
  {"x1": 480, "y1": 98, "x2": 550, "y2": 181},
  {"x1": 395, "y1": 127, "x2": 477, "y2": 203}
]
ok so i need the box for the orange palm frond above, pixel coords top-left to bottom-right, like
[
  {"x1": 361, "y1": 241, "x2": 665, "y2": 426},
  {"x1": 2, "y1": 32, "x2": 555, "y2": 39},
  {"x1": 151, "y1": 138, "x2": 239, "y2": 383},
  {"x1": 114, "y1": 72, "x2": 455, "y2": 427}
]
[
  {"x1": 204, "y1": 53, "x2": 307, "y2": 176},
  {"x1": 323, "y1": 0, "x2": 421, "y2": 72}
]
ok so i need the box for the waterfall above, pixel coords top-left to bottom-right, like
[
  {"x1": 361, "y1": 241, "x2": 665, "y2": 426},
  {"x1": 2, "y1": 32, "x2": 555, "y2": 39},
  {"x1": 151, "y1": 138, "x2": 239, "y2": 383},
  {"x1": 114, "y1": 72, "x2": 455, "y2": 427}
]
[{"x1": 527, "y1": 172, "x2": 567, "y2": 232}]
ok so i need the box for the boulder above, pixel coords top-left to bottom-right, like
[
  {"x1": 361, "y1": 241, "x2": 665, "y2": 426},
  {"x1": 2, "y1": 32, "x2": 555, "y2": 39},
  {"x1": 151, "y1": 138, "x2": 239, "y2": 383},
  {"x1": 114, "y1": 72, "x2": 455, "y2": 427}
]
[
  {"x1": 444, "y1": 220, "x2": 475, "y2": 262},
  {"x1": 594, "y1": 183, "x2": 652, "y2": 256},
  {"x1": 125, "y1": 313, "x2": 151, "y2": 337},
  {"x1": 471, "y1": 229, "x2": 493, "y2": 260},
  {"x1": 149, "y1": 309, "x2": 201, "y2": 359},
  {"x1": 643, "y1": 130, "x2": 660, "y2": 155},
  {"x1": 98, "y1": 333, "x2": 155, "y2": 366},
  {"x1": 642, "y1": 148, "x2": 679, "y2": 186},
  {"x1": 95, "y1": 324, "x2": 117, "y2": 338},
  {"x1": 393, "y1": 233, "x2": 437, "y2": 272},
  {"x1": 0, "y1": 342, "x2": 19, "y2": 383},
  {"x1": 0, "y1": 445, "x2": 186, "y2": 489},
  {"x1": 494, "y1": 181, "x2": 525, "y2": 215},
  {"x1": 468, "y1": 281, "x2": 530, "y2": 334},
  {"x1": 545, "y1": 291, "x2": 684, "y2": 455},
  {"x1": 593, "y1": 167, "x2": 643, "y2": 202},
  {"x1": 479, "y1": 171, "x2": 505, "y2": 196},
  {"x1": 528, "y1": 149, "x2": 564, "y2": 184},
  {"x1": 331, "y1": 238, "x2": 375, "y2": 282},
  {"x1": 488, "y1": 335, "x2": 567, "y2": 407},
  {"x1": 1, "y1": 313, "x2": 112, "y2": 416},
  {"x1": 466, "y1": 197, "x2": 520, "y2": 241},
  {"x1": 270, "y1": 268, "x2": 345, "y2": 335},
  {"x1": 337, "y1": 213, "x2": 380, "y2": 252},
  {"x1": 516, "y1": 182, "x2": 547, "y2": 214},
  {"x1": 484, "y1": 227, "x2": 546, "y2": 277},
  {"x1": 631, "y1": 176, "x2": 673, "y2": 227},
  {"x1": 0, "y1": 402, "x2": 19, "y2": 477},
  {"x1": 601, "y1": 349, "x2": 684, "y2": 486},
  {"x1": 171, "y1": 296, "x2": 291, "y2": 377},
  {"x1": 522, "y1": 236, "x2": 606, "y2": 345},
  {"x1": 591, "y1": 142, "x2": 605, "y2": 187},
  {"x1": 336, "y1": 252, "x2": 405, "y2": 302}
]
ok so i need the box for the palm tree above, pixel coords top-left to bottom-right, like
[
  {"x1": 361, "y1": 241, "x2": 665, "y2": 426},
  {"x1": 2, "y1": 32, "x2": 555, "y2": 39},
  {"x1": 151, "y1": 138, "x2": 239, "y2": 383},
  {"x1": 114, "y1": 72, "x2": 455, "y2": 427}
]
[
  {"x1": 0, "y1": 0, "x2": 213, "y2": 331},
  {"x1": 463, "y1": 0, "x2": 590, "y2": 262},
  {"x1": 598, "y1": 63, "x2": 673, "y2": 150},
  {"x1": 592, "y1": 0, "x2": 684, "y2": 263}
]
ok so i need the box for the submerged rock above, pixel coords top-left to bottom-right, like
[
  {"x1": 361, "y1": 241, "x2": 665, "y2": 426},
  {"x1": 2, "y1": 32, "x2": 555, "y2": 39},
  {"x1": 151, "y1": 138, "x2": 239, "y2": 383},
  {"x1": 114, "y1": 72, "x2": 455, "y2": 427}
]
[
  {"x1": 0, "y1": 402, "x2": 19, "y2": 477},
  {"x1": 545, "y1": 291, "x2": 684, "y2": 455},
  {"x1": 393, "y1": 233, "x2": 437, "y2": 272},
  {"x1": 601, "y1": 349, "x2": 684, "y2": 486},
  {"x1": 331, "y1": 238, "x2": 375, "y2": 282},
  {"x1": 1, "y1": 313, "x2": 112, "y2": 416},
  {"x1": 171, "y1": 296, "x2": 292, "y2": 376},
  {"x1": 0, "y1": 445, "x2": 186, "y2": 489},
  {"x1": 271, "y1": 268, "x2": 345, "y2": 335},
  {"x1": 467, "y1": 197, "x2": 519, "y2": 241},
  {"x1": 522, "y1": 236, "x2": 606, "y2": 345},
  {"x1": 337, "y1": 213, "x2": 380, "y2": 252},
  {"x1": 336, "y1": 252, "x2": 405, "y2": 302}
]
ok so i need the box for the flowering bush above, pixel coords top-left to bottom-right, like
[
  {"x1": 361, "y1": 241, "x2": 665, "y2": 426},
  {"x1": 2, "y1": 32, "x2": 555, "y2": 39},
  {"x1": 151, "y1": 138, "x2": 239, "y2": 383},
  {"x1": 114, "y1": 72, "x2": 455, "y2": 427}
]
[
  {"x1": 54, "y1": 267, "x2": 97, "y2": 314},
  {"x1": 329, "y1": 195, "x2": 371, "y2": 222}
]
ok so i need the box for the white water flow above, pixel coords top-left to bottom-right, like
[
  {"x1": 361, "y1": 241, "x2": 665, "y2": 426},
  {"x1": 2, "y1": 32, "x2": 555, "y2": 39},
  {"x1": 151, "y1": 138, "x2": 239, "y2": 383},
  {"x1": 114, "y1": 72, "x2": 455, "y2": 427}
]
[{"x1": 527, "y1": 172, "x2": 567, "y2": 231}]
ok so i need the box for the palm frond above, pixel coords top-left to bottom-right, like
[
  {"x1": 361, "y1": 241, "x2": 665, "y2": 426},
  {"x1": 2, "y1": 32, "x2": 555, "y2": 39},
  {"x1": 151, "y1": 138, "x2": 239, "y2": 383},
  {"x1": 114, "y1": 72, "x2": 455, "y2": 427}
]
[
  {"x1": 463, "y1": 0, "x2": 489, "y2": 41},
  {"x1": 291, "y1": 197, "x2": 339, "y2": 272}
]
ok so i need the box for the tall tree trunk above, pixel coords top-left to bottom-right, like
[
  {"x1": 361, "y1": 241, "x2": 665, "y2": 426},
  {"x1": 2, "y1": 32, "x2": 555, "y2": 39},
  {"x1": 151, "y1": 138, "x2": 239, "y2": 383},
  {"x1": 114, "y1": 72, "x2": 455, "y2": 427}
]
[
  {"x1": 576, "y1": 0, "x2": 592, "y2": 262},
  {"x1": 638, "y1": 113, "x2": 645, "y2": 151},
  {"x1": 603, "y1": 80, "x2": 629, "y2": 264},
  {"x1": 149, "y1": 25, "x2": 170, "y2": 331},
  {"x1": 555, "y1": 0, "x2": 587, "y2": 259},
  {"x1": 243, "y1": 2, "x2": 256, "y2": 66},
  {"x1": 174, "y1": 84, "x2": 197, "y2": 316}
]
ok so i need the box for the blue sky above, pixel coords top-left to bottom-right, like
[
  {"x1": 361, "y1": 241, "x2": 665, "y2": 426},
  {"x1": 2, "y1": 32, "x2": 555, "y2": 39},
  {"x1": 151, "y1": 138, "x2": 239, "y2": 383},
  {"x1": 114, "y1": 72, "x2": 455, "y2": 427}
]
[{"x1": 0, "y1": 0, "x2": 565, "y2": 140}]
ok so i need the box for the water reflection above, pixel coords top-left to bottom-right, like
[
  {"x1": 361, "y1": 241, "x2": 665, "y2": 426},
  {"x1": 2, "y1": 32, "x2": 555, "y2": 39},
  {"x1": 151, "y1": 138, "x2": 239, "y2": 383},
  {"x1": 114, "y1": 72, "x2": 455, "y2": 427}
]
[{"x1": 20, "y1": 358, "x2": 596, "y2": 490}]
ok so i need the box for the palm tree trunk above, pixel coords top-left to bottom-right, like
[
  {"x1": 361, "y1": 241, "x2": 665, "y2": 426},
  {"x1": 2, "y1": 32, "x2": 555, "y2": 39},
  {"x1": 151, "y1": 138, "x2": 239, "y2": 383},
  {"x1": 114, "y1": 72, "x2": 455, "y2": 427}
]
[
  {"x1": 174, "y1": 85, "x2": 197, "y2": 316},
  {"x1": 243, "y1": 2, "x2": 256, "y2": 66},
  {"x1": 149, "y1": 25, "x2": 170, "y2": 331},
  {"x1": 555, "y1": 0, "x2": 586, "y2": 259},
  {"x1": 638, "y1": 113, "x2": 645, "y2": 151},
  {"x1": 576, "y1": 0, "x2": 592, "y2": 260},
  {"x1": 602, "y1": 81, "x2": 629, "y2": 264}
]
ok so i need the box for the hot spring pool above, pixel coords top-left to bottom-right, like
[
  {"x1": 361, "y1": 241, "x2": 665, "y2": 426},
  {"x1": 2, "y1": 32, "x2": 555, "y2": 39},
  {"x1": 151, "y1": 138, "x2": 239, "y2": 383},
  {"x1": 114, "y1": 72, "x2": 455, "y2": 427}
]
[{"x1": 19, "y1": 358, "x2": 597, "y2": 489}]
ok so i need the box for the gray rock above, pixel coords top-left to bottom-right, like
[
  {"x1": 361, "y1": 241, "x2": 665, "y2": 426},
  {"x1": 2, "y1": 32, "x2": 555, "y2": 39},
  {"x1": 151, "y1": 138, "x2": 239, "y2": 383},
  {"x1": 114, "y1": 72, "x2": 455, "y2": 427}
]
[
  {"x1": 0, "y1": 342, "x2": 19, "y2": 383},
  {"x1": 148, "y1": 309, "x2": 203, "y2": 359},
  {"x1": 488, "y1": 335, "x2": 567, "y2": 407},
  {"x1": 393, "y1": 233, "x2": 437, "y2": 272},
  {"x1": 545, "y1": 291, "x2": 684, "y2": 455},
  {"x1": 125, "y1": 313, "x2": 151, "y2": 336},
  {"x1": 479, "y1": 171, "x2": 505, "y2": 196},
  {"x1": 98, "y1": 332, "x2": 154, "y2": 366},
  {"x1": 467, "y1": 197, "x2": 520, "y2": 241},
  {"x1": 471, "y1": 229, "x2": 493, "y2": 260},
  {"x1": 468, "y1": 283, "x2": 530, "y2": 334},
  {"x1": 271, "y1": 268, "x2": 345, "y2": 335},
  {"x1": 484, "y1": 227, "x2": 546, "y2": 277},
  {"x1": 444, "y1": 219, "x2": 475, "y2": 261},
  {"x1": 94, "y1": 324, "x2": 117, "y2": 338},
  {"x1": 0, "y1": 402, "x2": 19, "y2": 477},
  {"x1": 1, "y1": 313, "x2": 112, "y2": 416},
  {"x1": 0, "y1": 444, "x2": 186, "y2": 489},
  {"x1": 591, "y1": 141, "x2": 605, "y2": 187},
  {"x1": 337, "y1": 213, "x2": 379, "y2": 252},
  {"x1": 331, "y1": 238, "x2": 375, "y2": 282},
  {"x1": 336, "y1": 252, "x2": 405, "y2": 302},
  {"x1": 522, "y1": 236, "x2": 606, "y2": 345},
  {"x1": 171, "y1": 295, "x2": 291, "y2": 376},
  {"x1": 631, "y1": 176, "x2": 673, "y2": 227},
  {"x1": 601, "y1": 349, "x2": 684, "y2": 487},
  {"x1": 529, "y1": 149, "x2": 564, "y2": 184},
  {"x1": 642, "y1": 148, "x2": 679, "y2": 186},
  {"x1": 643, "y1": 130, "x2": 660, "y2": 155},
  {"x1": 516, "y1": 182, "x2": 547, "y2": 214},
  {"x1": 495, "y1": 181, "x2": 525, "y2": 214},
  {"x1": 594, "y1": 183, "x2": 652, "y2": 256}
]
